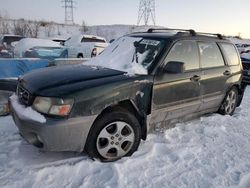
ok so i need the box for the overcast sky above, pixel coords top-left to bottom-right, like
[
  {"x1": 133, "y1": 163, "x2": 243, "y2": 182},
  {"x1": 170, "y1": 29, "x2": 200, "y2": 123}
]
[{"x1": 1, "y1": 0, "x2": 250, "y2": 38}]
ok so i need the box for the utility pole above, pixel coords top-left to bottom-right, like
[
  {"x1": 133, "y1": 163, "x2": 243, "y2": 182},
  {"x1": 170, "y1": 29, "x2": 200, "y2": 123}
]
[
  {"x1": 137, "y1": 0, "x2": 156, "y2": 26},
  {"x1": 61, "y1": 0, "x2": 76, "y2": 25}
]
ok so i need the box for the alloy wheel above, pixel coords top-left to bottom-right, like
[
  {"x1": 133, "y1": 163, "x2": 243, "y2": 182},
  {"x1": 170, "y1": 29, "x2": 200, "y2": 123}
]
[{"x1": 96, "y1": 121, "x2": 135, "y2": 160}]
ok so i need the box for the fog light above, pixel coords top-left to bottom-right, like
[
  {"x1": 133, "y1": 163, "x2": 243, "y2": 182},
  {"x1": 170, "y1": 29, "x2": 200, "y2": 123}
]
[{"x1": 0, "y1": 103, "x2": 10, "y2": 116}]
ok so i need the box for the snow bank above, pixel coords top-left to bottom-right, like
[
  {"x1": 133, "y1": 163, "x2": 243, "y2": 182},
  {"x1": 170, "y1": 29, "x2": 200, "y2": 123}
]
[
  {"x1": 10, "y1": 94, "x2": 46, "y2": 123},
  {"x1": 0, "y1": 87, "x2": 250, "y2": 188}
]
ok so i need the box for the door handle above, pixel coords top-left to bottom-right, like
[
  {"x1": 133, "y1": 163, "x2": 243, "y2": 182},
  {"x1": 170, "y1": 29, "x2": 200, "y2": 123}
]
[
  {"x1": 223, "y1": 70, "x2": 231, "y2": 76},
  {"x1": 190, "y1": 75, "x2": 201, "y2": 82}
]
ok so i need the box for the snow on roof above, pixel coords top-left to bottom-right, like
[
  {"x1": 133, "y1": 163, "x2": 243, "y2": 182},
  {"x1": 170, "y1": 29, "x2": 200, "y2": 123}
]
[
  {"x1": 49, "y1": 35, "x2": 70, "y2": 41},
  {"x1": 14, "y1": 38, "x2": 62, "y2": 56},
  {"x1": 66, "y1": 34, "x2": 106, "y2": 44}
]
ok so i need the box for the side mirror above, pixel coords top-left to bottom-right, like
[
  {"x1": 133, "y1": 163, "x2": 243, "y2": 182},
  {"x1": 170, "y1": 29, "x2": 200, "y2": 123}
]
[{"x1": 164, "y1": 61, "x2": 185, "y2": 74}]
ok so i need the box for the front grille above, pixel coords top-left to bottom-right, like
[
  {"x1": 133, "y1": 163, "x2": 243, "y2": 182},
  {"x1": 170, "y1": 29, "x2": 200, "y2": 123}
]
[
  {"x1": 17, "y1": 85, "x2": 34, "y2": 106},
  {"x1": 242, "y1": 62, "x2": 250, "y2": 71}
]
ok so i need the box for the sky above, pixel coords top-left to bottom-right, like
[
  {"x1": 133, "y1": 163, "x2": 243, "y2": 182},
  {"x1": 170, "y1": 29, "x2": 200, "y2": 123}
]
[{"x1": 1, "y1": 0, "x2": 250, "y2": 38}]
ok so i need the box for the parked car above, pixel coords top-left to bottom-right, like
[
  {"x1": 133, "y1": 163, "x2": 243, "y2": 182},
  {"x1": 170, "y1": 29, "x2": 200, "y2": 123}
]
[
  {"x1": 0, "y1": 50, "x2": 12, "y2": 58},
  {"x1": 10, "y1": 28, "x2": 245, "y2": 162},
  {"x1": 14, "y1": 38, "x2": 67, "y2": 60},
  {"x1": 241, "y1": 57, "x2": 250, "y2": 84},
  {"x1": 50, "y1": 36, "x2": 69, "y2": 46},
  {"x1": 65, "y1": 34, "x2": 108, "y2": 58},
  {"x1": 0, "y1": 34, "x2": 24, "y2": 57}
]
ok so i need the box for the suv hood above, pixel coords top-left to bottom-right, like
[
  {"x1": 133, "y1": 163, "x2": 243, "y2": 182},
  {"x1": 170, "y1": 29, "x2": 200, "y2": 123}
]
[{"x1": 20, "y1": 64, "x2": 125, "y2": 95}]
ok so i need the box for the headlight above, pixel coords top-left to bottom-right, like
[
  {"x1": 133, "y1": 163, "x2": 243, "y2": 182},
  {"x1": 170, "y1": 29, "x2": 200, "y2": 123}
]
[{"x1": 32, "y1": 97, "x2": 74, "y2": 116}]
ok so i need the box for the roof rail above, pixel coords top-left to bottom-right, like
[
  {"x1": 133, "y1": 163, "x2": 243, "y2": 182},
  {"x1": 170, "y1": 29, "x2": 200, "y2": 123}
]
[
  {"x1": 147, "y1": 28, "x2": 224, "y2": 39},
  {"x1": 195, "y1": 32, "x2": 224, "y2": 39},
  {"x1": 147, "y1": 28, "x2": 196, "y2": 36}
]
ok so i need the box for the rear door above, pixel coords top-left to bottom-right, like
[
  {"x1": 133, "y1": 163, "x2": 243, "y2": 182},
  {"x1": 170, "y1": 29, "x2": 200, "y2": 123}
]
[
  {"x1": 198, "y1": 41, "x2": 230, "y2": 111},
  {"x1": 151, "y1": 40, "x2": 202, "y2": 125}
]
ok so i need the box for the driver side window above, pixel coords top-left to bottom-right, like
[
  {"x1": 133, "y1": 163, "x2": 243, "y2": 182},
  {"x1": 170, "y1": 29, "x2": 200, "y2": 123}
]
[{"x1": 164, "y1": 40, "x2": 200, "y2": 72}]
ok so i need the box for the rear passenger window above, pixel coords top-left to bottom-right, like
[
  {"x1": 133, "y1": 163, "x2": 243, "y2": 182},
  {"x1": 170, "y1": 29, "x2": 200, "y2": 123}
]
[
  {"x1": 198, "y1": 42, "x2": 225, "y2": 68},
  {"x1": 220, "y1": 43, "x2": 240, "y2": 66},
  {"x1": 165, "y1": 40, "x2": 199, "y2": 71}
]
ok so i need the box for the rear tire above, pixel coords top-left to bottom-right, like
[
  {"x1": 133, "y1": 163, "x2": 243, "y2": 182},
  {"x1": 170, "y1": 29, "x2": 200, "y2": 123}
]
[
  {"x1": 77, "y1": 54, "x2": 83, "y2": 58},
  {"x1": 219, "y1": 87, "x2": 238, "y2": 115},
  {"x1": 85, "y1": 108, "x2": 141, "y2": 162}
]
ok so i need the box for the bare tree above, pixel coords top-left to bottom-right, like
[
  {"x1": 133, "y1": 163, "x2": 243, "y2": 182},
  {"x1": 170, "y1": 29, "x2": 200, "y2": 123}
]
[
  {"x1": 0, "y1": 11, "x2": 11, "y2": 34},
  {"x1": 45, "y1": 22, "x2": 54, "y2": 37},
  {"x1": 28, "y1": 21, "x2": 41, "y2": 38},
  {"x1": 13, "y1": 19, "x2": 31, "y2": 37},
  {"x1": 57, "y1": 24, "x2": 61, "y2": 36},
  {"x1": 80, "y1": 20, "x2": 88, "y2": 33}
]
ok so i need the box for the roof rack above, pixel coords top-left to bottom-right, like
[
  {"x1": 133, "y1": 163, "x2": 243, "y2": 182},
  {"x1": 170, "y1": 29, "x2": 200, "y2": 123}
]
[
  {"x1": 147, "y1": 28, "x2": 224, "y2": 39},
  {"x1": 195, "y1": 32, "x2": 224, "y2": 39},
  {"x1": 147, "y1": 28, "x2": 196, "y2": 36}
]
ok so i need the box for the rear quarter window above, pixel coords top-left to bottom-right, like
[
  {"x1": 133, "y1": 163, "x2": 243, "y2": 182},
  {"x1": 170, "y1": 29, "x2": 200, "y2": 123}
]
[
  {"x1": 220, "y1": 43, "x2": 240, "y2": 66},
  {"x1": 198, "y1": 42, "x2": 225, "y2": 68}
]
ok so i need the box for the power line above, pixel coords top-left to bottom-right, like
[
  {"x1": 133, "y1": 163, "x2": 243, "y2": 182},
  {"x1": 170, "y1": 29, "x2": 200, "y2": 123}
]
[
  {"x1": 137, "y1": 0, "x2": 156, "y2": 26},
  {"x1": 61, "y1": 0, "x2": 76, "y2": 25}
]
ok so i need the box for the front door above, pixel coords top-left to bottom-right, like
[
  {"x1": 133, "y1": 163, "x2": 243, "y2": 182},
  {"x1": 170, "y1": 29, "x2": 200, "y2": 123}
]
[{"x1": 150, "y1": 40, "x2": 202, "y2": 127}]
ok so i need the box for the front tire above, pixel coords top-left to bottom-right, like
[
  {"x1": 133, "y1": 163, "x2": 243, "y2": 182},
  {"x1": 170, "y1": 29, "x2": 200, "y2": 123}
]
[
  {"x1": 85, "y1": 108, "x2": 141, "y2": 162},
  {"x1": 219, "y1": 87, "x2": 238, "y2": 115}
]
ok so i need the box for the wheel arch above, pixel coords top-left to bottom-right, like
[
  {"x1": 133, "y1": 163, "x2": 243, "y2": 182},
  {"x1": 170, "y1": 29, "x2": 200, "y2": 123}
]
[
  {"x1": 232, "y1": 83, "x2": 246, "y2": 107},
  {"x1": 90, "y1": 99, "x2": 148, "y2": 141}
]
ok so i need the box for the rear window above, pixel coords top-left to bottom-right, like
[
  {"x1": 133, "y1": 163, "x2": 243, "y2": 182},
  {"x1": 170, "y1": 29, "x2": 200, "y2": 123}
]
[
  {"x1": 198, "y1": 42, "x2": 225, "y2": 68},
  {"x1": 81, "y1": 38, "x2": 106, "y2": 43},
  {"x1": 220, "y1": 43, "x2": 240, "y2": 66}
]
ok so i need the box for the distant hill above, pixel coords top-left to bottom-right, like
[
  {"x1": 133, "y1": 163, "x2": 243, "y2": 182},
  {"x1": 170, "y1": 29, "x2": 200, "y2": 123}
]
[
  {"x1": 1, "y1": 18, "x2": 249, "y2": 43},
  {"x1": 0, "y1": 18, "x2": 157, "y2": 41}
]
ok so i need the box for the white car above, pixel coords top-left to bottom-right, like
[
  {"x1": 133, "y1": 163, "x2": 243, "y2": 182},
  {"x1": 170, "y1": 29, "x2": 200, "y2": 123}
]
[{"x1": 65, "y1": 34, "x2": 108, "y2": 58}]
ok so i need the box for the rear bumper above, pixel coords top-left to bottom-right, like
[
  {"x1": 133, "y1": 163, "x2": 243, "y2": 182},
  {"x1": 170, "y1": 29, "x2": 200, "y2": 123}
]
[{"x1": 10, "y1": 95, "x2": 97, "y2": 152}]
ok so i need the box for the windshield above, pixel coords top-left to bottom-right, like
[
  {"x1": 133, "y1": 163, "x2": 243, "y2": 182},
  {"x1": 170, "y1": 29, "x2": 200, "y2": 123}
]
[{"x1": 87, "y1": 36, "x2": 165, "y2": 75}]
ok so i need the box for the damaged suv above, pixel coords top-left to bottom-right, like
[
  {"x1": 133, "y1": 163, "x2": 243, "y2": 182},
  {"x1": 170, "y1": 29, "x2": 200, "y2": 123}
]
[{"x1": 10, "y1": 29, "x2": 245, "y2": 161}]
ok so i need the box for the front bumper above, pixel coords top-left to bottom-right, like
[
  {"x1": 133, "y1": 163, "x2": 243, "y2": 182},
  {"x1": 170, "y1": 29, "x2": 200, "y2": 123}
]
[{"x1": 10, "y1": 95, "x2": 97, "y2": 152}]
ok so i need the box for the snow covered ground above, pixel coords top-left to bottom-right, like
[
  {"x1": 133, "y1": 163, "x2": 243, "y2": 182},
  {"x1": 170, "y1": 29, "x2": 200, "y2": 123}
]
[{"x1": 0, "y1": 87, "x2": 250, "y2": 188}]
